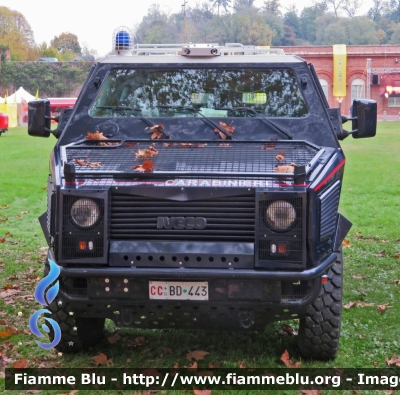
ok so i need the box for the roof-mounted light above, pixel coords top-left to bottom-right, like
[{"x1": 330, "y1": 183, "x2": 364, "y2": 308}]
[
  {"x1": 181, "y1": 44, "x2": 221, "y2": 57},
  {"x1": 112, "y1": 26, "x2": 133, "y2": 54}
]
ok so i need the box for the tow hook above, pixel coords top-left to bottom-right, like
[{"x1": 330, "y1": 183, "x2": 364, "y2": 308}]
[
  {"x1": 120, "y1": 310, "x2": 133, "y2": 326},
  {"x1": 238, "y1": 309, "x2": 254, "y2": 329}
]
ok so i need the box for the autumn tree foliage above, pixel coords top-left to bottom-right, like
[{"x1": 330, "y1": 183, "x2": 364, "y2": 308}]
[{"x1": 0, "y1": 6, "x2": 35, "y2": 60}]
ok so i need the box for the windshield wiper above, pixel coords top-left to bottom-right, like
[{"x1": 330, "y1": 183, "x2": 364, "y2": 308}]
[
  {"x1": 97, "y1": 106, "x2": 170, "y2": 139},
  {"x1": 217, "y1": 107, "x2": 293, "y2": 140},
  {"x1": 156, "y1": 105, "x2": 233, "y2": 139}
]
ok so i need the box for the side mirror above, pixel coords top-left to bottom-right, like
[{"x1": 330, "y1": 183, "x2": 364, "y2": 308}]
[
  {"x1": 28, "y1": 99, "x2": 51, "y2": 137},
  {"x1": 351, "y1": 99, "x2": 377, "y2": 139}
]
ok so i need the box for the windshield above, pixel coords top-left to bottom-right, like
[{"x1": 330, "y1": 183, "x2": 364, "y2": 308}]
[{"x1": 90, "y1": 68, "x2": 308, "y2": 119}]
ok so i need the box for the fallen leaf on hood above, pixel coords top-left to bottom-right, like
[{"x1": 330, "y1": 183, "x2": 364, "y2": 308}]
[
  {"x1": 218, "y1": 143, "x2": 231, "y2": 147},
  {"x1": 133, "y1": 161, "x2": 154, "y2": 172},
  {"x1": 261, "y1": 142, "x2": 277, "y2": 150},
  {"x1": 215, "y1": 122, "x2": 234, "y2": 139},
  {"x1": 86, "y1": 130, "x2": 108, "y2": 140},
  {"x1": 186, "y1": 350, "x2": 209, "y2": 362},
  {"x1": 276, "y1": 165, "x2": 294, "y2": 173},
  {"x1": 73, "y1": 157, "x2": 90, "y2": 166},
  {"x1": 280, "y1": 349, "x2": 301, "y2": 368},
  {"x1": 275, "y1": 152, "x2": 286, "y2": 162},
  {"x1": 88, "y1": 161, "x2": 102, "y2": 168},
  {"x1": 135, "y1": 146, "x2": 159, "y2": 159},
  {"x1": 151, "y1": 131, "x2": 164, "y2": 139}
]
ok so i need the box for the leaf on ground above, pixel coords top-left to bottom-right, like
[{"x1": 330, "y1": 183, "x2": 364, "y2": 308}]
[
  {"x1": 107, "y1": 334, "x2": 121, "y2": 344},
  {"x1": 92, "y1": 353, "x2": 113, "y2": 366},
  {"x1": 375, "y1": 250, "x2": 386, "y2": 257},
  {"x1": 184, "y1": 361, "x2": 198, "y2": 370},
  {"x1": 343, "y1": 301, "x2": 373, "y2": 309},
  {"x1": 280, "y1": 350, "x2": 301, "y2": 368},
  {"x1": 135, "y1": 146, "x2": 159, "y2": 159},
  {"x1": 393, "y1": 253, "x2": 400, "y2": 259},
  {"x1": 12, "y1": 358, "x2": 28, "y2": 368},
  {"x1": 386, "y1": 355, "x2": 400, "y2": 366},
  {"x1": 73, "y1": 157, "x2": 90, "y2": 166},
  {"x1": 193, "y1": 388, "x2": 212, "y2": 395},
  {"x1": 342, "y1": 239, "x2": 352, "y2": 248},
  {"x1": 141, "y1": 368, "x2": 160, "y2": 377},
  {"x1": 377, "y1": 304, "x2": 392, "y2": 314},
  {"x1": 208, "y1": 362, "x2": 221, "y2": 368},
  {"x1": 0, "y1": 204, "x2": 9, "y2": 209},
  {"x1": 372, "y1": 360, "x2": 378, "y2": 366},
  {"x1": 300, "y1": 390, "x2": 322, "y2": 395},
  {"x1": 0, "y1": 238, "x2": 5, "y2": 243},
  {"x1": 186, "y1": 350, "x2": 209, "y2": 361},
  {"x1": 394, "y1": 279, "x2": 400, "y2": 284},
  {"x1": 283, "y1": 324, "x2": 298, "y2": 336},
  {"x1": 238, "y1": 360, "x2": 246, "y2": 368},
  {"x1": 0, "y1": 218, "x2": 8, "y2": 222},
  {"x1": 0, "y1": 326, "x2": 15, "y2": 339},
  {"x1": 126, "y1": 336, "x2": 146, "y2": 347},
  {"x1": 133, "y1": 161, "x2": 154, "y2": 173},
  {"x1": 351, "y1": 275, "x2": 368, "y2": 279}
]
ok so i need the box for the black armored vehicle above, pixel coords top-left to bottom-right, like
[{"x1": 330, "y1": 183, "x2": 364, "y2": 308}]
[{"x1": 28, "y1": 34, "x2": 376, "y2": 359}]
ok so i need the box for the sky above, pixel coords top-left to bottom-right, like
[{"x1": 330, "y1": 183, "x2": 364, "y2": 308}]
[{"x1": 2, "y1": 0, "x2": 372, "y2": 57}]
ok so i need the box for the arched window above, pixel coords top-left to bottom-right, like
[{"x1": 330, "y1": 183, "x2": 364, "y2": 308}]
[
  {"x1": 351, "y1": 78, "x2": 365, "y2": 103},
  {"x1": 319, "y1": 79, "x2": 328, "y2": 100}
]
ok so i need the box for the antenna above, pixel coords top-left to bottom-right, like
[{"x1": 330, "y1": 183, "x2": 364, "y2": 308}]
[{"x1": 182, "y1": 0, "x2": 188, "y2": 44}]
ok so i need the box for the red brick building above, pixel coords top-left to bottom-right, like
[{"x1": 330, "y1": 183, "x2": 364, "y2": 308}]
[{"x1": 279, "y1": 45, "x2": 400, "y2": 119}]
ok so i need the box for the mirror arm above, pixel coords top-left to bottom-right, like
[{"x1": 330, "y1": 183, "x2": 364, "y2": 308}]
[{"x1": 341, "y1": 115, "x2": 357, "y2": 124}]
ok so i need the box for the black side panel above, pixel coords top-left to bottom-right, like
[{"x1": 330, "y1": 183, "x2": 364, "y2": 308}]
[{"x1": 333, "y1": 213, "x2": 352, "y2": 251}]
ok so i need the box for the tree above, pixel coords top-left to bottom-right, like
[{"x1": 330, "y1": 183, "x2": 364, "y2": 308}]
[
  {"x1": 389, "y1": 24, "x2": 400, "y2": 41},
  {"x1": 367, "y1": 0, "x2": 388, "y2": 21},
  {"x1": 325, "y1": 0, "x2": 345, "y2": 16},
  {"x1": 263, "y1": 13, "x2": 284, "y2": 45},
  {"x1": 238, "y1": 14, "x2": 275, "y2": 44},
  {"x1": 388, "y1": 0, "x2": 400, "y2": 22},
  {"x1": 233, "y1": 0, "x2": 255, "y2": 10},
  {"x1": 281, "y1": 25, "x2": 297, "y2": 45},
  {"x1": 341, "y1": 0, "x2": 361, "y2": 18},
  {"x1": 210, "y1": 0, "x2": 232, "y2": 15},
  {"x1": 263, "y1": 0, "x2": 281, "y2": 16},
  {"x1": 0, "y1": 6, "x2": 35, "y2": 60},
  {"x1": 284, "y1": 10, "x2": 300, "y2": 36},
  {"x1": 51, "y1": 32, "x2": 81, "y2": 54},
  {"x1": 299, "y1": 4, "x2": 326, "y2": 43}
]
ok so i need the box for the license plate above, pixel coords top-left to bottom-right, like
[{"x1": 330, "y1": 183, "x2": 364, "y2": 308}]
[{"x1": 149, "y1": 281, "x2": 208, "y2": 300}]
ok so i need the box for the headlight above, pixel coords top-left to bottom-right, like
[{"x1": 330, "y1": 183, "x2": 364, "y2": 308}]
[
  {"x1": 70, "y1": 198, "x2": 100, "y2": 228},
  {"x1": 266, "y1": 200, "x2": 296, "y2": 231}
]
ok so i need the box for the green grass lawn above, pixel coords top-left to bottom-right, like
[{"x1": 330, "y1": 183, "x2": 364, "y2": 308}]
[{"x1": 0, "y1": 125, "x2": 399, "y2": 394}]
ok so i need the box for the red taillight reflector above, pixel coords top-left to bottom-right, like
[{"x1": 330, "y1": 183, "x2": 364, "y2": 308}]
[{"x1": 314, "y1": 159, "x2": 346, "y2": 192}]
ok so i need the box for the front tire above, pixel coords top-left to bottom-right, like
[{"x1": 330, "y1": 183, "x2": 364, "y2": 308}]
[
  {"x1": 46, "y1": 299, "x2": 105, "y2": 352},
  {"x1": 297, "y1": 251, "x2": 343, "y2": 360}
]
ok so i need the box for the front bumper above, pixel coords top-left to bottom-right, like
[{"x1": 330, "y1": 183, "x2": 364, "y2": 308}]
[{"x1": 51, "y1": 250, "x2": 337, "y2": 330}]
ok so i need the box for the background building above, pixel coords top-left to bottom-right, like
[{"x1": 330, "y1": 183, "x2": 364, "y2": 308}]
[{"x1": 279, "y1": 45, "x2": 400, "y2": 120}]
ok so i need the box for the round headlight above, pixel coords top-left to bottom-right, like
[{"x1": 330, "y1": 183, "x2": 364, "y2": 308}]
[
  {"x1": 266, "y1": 200, "x2": 296, "y2": 231},
  {"x1": 70, "y1": 198, "x2": 100, "y2": 228}
]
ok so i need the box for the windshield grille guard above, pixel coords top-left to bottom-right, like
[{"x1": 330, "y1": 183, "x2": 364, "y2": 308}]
[{"x1": 62, "y1": 140, "x2": 324, "y2": 179}]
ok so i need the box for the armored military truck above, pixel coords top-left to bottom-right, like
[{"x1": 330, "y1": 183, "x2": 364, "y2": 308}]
[{"x1": 28, "y1": 32, "x2": 376, "y2": 359}]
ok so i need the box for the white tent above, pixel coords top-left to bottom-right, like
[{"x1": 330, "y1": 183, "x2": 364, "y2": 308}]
[{"x1": 6, "y1": 87, "x2": 36, "y2": 104}]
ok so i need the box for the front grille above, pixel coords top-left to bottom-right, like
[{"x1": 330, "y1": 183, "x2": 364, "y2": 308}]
[
  {"x1": 256, "y1": 194, "x2": 306, "y2": 268},
  {"x1": 319, "y1": 180, "x2": 341, "y2": 240},
  {"x1": 110, "y1": 193, "x2": 255, "y2": 242}
]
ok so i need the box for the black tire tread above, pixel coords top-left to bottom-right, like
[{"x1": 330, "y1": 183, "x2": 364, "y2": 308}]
[{"x1": 297, "y1": 251, "x2": 343, "y2": 360}]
